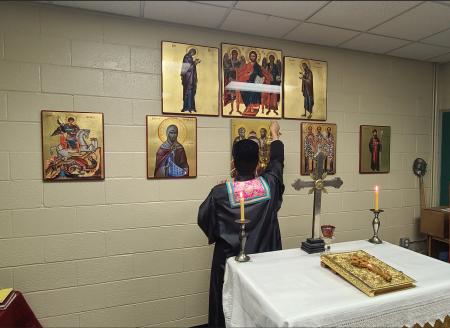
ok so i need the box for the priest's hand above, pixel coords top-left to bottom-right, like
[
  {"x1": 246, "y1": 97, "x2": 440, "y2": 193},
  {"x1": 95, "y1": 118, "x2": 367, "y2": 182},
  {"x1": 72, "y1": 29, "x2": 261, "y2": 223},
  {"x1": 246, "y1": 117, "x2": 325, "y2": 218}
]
[{"x1": 270, "y1": 121, "x2": 281, "y2": 140}]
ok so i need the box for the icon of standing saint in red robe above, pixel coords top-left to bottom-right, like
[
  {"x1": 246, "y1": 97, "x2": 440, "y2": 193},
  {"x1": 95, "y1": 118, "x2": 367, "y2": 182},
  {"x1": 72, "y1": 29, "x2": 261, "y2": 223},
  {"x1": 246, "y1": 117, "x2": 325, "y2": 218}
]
[{"x1": 369, "y1": 129, "x2": 382, "y2": 171}]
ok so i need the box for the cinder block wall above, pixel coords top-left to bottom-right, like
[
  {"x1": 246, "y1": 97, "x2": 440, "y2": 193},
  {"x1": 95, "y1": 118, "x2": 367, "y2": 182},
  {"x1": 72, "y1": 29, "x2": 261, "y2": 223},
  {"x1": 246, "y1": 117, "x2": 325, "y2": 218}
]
[{"x1": 0, "y1": 2, "x2": 434, "y2": 327}]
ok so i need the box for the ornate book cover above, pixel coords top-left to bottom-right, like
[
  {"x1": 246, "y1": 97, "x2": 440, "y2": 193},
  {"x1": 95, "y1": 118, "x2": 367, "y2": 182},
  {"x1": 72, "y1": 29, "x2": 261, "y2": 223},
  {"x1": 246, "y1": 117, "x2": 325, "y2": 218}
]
[{"x1": 321, "y1": 250, "x2": 415, "y2": 296}]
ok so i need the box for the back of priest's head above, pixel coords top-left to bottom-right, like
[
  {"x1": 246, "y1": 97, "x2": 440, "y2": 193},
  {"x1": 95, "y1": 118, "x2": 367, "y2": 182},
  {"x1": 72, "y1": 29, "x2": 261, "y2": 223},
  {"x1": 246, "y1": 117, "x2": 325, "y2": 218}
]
[{"x1": 232, "y1": 139, "x2": 259, "y2": 176}]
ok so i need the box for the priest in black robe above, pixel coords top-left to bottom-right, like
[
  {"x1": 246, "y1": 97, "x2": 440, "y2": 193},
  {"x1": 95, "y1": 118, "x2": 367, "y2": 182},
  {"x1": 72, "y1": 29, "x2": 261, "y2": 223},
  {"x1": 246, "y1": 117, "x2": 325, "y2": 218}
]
[{"x1": 198, "y1": 121, "x2": 284, "y2": 327}]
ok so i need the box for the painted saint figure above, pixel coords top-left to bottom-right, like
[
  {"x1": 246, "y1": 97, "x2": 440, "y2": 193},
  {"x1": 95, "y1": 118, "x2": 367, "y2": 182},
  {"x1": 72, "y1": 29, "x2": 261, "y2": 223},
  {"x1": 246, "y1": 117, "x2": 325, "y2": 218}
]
[
  {"x1": 154, "y1": 125, "x2": 189, "y2": 177},
  {"x1": 315, "y1": 125, "x2": 325, "y2": 153},
  {"x1": 223, "y1": 50, "x2": 243, "y2": 115},
  {"x1": 259, "y1": 128, "x2": 269, "y2": 155},
  {"x1": 233, "y1": 127, "x2": 246, "y2": 146},
  {"x1": 266, "y1": 55, "x2": 281, "y2": 115},
  {"x1": 45, "y1": 114, "x2": 101, "y2": 180},
  {"x1": 51, "y1": 116, "x2": 80, "y2": 151},
  {"x1": 369, "y1": 129, "x2": 382, "y2": 171},
  {"x1": 181, "y1": 48, "x2": 200, "y2": 113},
  {"x1": 324, "y1": 127, "x2": 335, "y2": 173},
  {"x1": 259, "y1": 127, "x2": 271, "y2": 172},
  {"x1": 236, "y1": 51, "x2": 271, "y2": 116},
  {"x1": 304, "y1": 125, "x2": 315, "y2": 174},
  {"x1": 300, "y1": 62, "x2": 314, "y2": 119}
]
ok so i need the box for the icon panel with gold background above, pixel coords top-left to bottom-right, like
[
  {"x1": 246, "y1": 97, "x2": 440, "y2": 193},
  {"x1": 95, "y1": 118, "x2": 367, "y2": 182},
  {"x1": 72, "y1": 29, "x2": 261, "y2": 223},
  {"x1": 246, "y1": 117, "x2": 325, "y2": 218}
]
[
  {"x1": 301, "y1": 122, "x2": 336, "y2": 176},
  {"x1": 231, "y1": 119, "x2": 272, "y2": 177},
  {"x1": 162, "y1": 41, "x2": 219, "y2": 116},
  {"x1": 147, "y1": 116, "x2": 197, "y2": 179},
  {"x1": 222, "y1": 43, "x2": 282, "y2": 118},
  {"x1": 284, "y1": 56, "x2": 327, "y2": 121},
  {"x1": 359, "y1": 125, "x2": 390, "y2": 174},
  {"x1": 41, "y1": 110, "x2": 104, "y2": 181}
]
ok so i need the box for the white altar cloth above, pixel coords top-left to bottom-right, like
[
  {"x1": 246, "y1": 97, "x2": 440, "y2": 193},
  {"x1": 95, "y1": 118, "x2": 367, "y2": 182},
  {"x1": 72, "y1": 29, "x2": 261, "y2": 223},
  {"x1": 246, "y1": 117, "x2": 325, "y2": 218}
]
[{"x1": 223, "y1": 240, "x2": 450, "y2": 327}]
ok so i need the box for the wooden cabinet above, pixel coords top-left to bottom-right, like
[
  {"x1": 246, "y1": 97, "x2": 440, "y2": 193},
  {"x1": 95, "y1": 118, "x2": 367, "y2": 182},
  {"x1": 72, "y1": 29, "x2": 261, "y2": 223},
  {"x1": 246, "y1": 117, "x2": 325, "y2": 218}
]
[
  {"x1": 421, "y1": 207, "x2": 450, "y2": 262},
  {"x1": 427, "y1": 236, "x2": 449, "y2": 262}
]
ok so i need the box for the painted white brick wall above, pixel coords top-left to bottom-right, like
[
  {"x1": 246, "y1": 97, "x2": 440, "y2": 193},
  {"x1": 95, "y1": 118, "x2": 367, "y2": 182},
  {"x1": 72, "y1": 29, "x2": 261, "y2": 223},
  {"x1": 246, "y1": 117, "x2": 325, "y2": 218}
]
[{"x1": 0, "y1": 2, "x2": 437, "y2": 327}]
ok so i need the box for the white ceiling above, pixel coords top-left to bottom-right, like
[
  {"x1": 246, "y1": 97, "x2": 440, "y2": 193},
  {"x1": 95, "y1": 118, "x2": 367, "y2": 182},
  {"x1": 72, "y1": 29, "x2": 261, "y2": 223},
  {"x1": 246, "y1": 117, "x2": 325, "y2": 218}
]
[{"x1": 40, "y1": 1, "x2": 450, "y2": 63}]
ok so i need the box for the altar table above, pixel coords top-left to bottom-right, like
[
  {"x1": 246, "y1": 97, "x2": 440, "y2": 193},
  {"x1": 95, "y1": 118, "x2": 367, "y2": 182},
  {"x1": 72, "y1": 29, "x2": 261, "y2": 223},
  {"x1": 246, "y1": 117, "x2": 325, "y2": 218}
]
[{"x1": 223, "y1": 240, "x2": 450, "y2": 327}]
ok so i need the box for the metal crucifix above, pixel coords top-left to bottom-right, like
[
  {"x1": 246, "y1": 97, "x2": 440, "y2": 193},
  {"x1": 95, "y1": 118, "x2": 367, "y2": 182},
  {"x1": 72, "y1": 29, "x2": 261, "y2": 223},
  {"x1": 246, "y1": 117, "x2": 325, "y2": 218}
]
[{"x1": 292, "y1": 151, "x2": 343, "y2": 253}]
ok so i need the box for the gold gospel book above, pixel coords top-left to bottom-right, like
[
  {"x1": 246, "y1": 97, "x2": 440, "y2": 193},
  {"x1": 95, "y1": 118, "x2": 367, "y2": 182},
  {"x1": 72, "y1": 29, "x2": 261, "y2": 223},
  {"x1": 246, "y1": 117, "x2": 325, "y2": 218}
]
[{"x1": 320, "y1": 250, "x2": 415, "y2": 296}]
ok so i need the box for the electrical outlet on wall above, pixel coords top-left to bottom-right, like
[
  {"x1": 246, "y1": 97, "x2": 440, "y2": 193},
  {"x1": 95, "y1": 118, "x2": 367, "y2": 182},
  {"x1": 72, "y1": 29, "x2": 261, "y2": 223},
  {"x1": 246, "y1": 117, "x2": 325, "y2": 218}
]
[{"x1": 399, "y1": 237, "x2": 410, "y2": 248}]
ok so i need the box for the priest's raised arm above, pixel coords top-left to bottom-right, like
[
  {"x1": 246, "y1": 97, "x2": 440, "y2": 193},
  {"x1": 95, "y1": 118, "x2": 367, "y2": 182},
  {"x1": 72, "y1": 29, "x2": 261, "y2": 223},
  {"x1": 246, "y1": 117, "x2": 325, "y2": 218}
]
[{"x1": 197, "y1": 121, "x2": 284, "y2": 327}]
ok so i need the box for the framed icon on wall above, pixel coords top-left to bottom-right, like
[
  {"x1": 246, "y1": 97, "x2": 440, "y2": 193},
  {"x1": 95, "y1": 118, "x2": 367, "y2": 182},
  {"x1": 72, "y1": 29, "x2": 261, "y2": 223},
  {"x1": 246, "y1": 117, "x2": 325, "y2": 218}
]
[
  {"x1": 230, "y1": 118, "x2": 272, "y2": 176},
  {"x1": 147, "y1": 115, "x2": 197, "y2": 179},
  {"x1": 360, "y1": 125, "x2": 391, "y2": 174},
  {"x1": 41, "y1": 110, "x2": 105, "y2": 181},
  {"x1": 222, "y1": 43, "x2": 282, "y2": 118},
  {"x1": 284, "y1": 56, "x2": 327, "y2": 121},
  {"x1": 162, "y1": 41, "x2": 219, "y2": 116},
  {"x1": 301, "y1": 122, "x2": 336, "y2": 175}
]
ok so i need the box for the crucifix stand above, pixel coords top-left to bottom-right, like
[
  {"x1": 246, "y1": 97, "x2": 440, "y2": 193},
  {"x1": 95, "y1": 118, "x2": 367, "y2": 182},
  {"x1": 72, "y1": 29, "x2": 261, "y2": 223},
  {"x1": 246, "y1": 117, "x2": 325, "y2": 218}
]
[{"x1": 292, "y1": 151, "x2": 343, "y2": 254}]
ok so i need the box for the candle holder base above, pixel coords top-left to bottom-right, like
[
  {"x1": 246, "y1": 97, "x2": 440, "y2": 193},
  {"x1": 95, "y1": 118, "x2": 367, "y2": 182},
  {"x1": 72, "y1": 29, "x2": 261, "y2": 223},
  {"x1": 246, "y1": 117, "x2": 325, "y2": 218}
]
[
  {"x1": 368, "y1": 236, "x2": 383, "y2": 244},
  {"x1": 368, "y1": 209, "x2": 383, "y2": 244},
  {"x1": 235, "y1": 253, "x2": 250, "y2": 262},
  {"x1": 234, "y1": 219, "x2": 251, "y2": 263}
]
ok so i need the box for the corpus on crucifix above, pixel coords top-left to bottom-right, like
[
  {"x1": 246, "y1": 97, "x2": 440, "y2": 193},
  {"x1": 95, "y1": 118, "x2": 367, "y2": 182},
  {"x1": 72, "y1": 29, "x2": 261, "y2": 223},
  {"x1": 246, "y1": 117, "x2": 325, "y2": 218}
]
[{"x1": 292, "y1": 151, "x2": 343, "y2": 253}]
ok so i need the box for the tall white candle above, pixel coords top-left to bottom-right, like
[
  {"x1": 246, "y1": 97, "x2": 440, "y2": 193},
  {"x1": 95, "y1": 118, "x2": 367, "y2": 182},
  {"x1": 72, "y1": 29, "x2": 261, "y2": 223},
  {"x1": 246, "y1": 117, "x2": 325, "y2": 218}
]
[{"x1": 375, "y1": 185, "x2": 379, "y2": 211}]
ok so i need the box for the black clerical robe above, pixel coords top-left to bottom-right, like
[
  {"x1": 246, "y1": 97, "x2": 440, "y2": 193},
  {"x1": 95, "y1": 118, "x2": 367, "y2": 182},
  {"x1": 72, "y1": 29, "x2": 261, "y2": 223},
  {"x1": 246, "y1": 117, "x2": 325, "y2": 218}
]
[{"x1": 198, "y1": 140, "x2": 285, "y2": 327}]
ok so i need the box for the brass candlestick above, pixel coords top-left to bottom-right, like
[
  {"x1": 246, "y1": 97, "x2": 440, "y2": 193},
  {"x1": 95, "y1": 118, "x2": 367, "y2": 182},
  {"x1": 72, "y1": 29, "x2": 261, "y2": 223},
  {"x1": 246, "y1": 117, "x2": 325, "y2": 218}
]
[
  {"x1": 368, "y1": 209, "x2": 383, "y2": 244},
  {"x1": 234, "y1": 219, "x2": 250, "y2": 262}
]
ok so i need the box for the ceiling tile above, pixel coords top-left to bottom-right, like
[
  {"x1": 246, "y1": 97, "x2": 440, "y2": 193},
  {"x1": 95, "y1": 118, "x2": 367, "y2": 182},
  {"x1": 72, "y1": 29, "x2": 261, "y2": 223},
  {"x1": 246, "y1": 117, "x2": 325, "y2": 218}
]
[
  {"x1": 221, "y1": 9, "x2": 299, "y2": 38},
  {"x1": 143, "y1": 1, "x2": 228, "y2": 28},
  {"x1": 45, "y1": 1, "x2": 141, "y2": 17},
  {"x1": 371, "y1": 2, "x2": 450, "y2": 40},
  {"x1": 284, "y1": 22, "x2": 358, "y2": 47},
  {"x1": 309, "y1": 1, "x2": 420, "y2": 31},
  {"x1": 422, "y1": 28, "x2": 450, "y2": 47},
  {"x1": 429, "y1": 52, "x2": 450, "y2": 63},
  {"x1": 196, "y1": 1, "x2": 235, "y2": 7},
  {"x1": 388, "y1": 42, "x2": 450, "y2": 60},
  {"x1": 340, "y1": 33, "x2": 410, "y2": 54},
  {"x1": 234, "y1": 1, "x2": 327, "y2": 21}
]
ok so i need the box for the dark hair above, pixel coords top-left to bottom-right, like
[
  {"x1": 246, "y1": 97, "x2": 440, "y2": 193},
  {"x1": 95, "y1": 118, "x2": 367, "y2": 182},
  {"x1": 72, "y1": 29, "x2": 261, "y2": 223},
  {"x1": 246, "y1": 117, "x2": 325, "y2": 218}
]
[
  {"x1": 372, "y1": 129, "x2": 378, "y2": 133},
  {"x1": 68, "y1": 117, "x2": 75, "y2": 122},
  {"x1": 249, "y1": 51, "x2": 257, "y2": 59},
  {"x1": 232, "y1": 139, "x2": 259, "y2": 176},
  {"x1": 166, "y1": 124, "x2": 178, "y2": 133}
]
